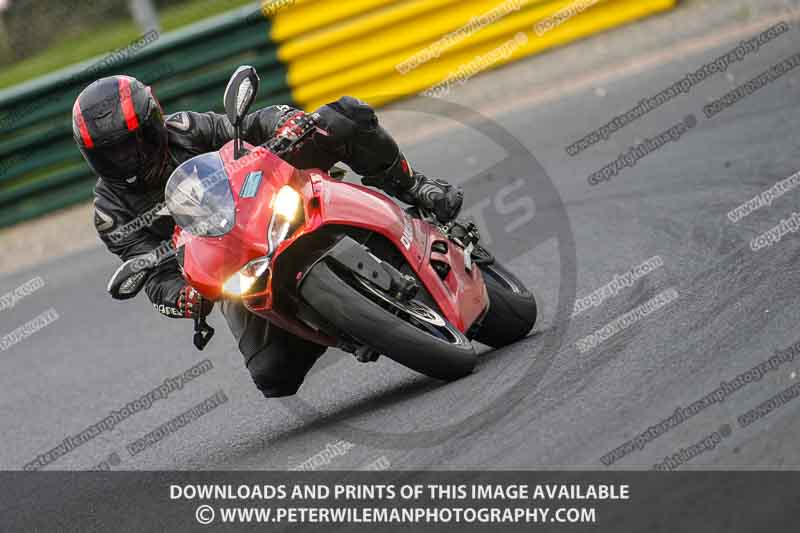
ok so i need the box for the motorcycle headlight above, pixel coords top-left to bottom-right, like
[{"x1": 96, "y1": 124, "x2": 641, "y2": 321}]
[
  {"x1": 222, "y1": 256, "x2": 270, "y2": 297},
  {"x1": 268, "y1": 185, "x2": 302, "y2": 254},
  {"x1": 273, "y1": 185, "x2": 301, "y2": 221}
]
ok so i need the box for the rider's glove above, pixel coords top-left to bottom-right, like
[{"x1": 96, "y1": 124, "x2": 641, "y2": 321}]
[
  {"x1": 268, "y1": 110, "x2": 324, "y2": 161},
  {"x1": 176, "y1": 285, "x2": 213, "y2": 319}
]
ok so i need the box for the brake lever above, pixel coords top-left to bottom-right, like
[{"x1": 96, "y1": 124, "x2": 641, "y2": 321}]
[{"x1": 192, "y1": 297, "x2": 215, "y2": 351}]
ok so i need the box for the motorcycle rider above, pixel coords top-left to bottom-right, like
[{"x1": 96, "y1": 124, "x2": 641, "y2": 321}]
[{"x1": 74, "y1": 75, "x2": 463, "y2": 398}]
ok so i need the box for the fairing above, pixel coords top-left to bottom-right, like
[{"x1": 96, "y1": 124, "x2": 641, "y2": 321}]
[{"x1": 173, "y1": 141, "x2": 488, "y2": 343}]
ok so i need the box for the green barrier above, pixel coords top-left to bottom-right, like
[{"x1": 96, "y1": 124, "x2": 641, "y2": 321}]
[
  {"x1": 1, "y1": 167, "x2": 89, "y2": 207},
  {"x1": 0, "y1": 2, "x2": 295, "y2": 228},
  {"x1": 0, "y1": 53, "x2": 288, "y2": 180},
  {"x1": 0, "y1": 178, "x2": 96, "y2": 228}
]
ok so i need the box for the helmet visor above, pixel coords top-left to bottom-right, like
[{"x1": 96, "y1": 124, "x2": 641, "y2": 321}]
[{"x1": 83, "y1": 115, "x2": 167, "y2": 183}]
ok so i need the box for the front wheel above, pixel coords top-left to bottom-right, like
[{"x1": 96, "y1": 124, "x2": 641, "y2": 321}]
[
  {"x1": 474, "y1": 261, "x2": 538, "y2": 348},
  {"x1": 300, "y1": 261, "x2": 477, "y2": 381}
]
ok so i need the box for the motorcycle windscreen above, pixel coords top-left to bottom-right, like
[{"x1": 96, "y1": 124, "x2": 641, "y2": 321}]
[{"x1": 165, "y1": 152, "x2": 235, "y2": 237}]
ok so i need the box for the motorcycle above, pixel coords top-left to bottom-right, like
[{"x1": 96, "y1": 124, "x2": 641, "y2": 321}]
[{"x1": 108, "y1": 66, "x2": 538, "y2": 381}]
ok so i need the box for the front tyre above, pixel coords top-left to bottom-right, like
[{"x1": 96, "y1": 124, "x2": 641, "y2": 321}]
[
  {"x1": 300, "y1": 261, "x2": 477, "y2": 381},
  {"x1": 474, "y1": 261, "x2": 538, "y2": 348}
]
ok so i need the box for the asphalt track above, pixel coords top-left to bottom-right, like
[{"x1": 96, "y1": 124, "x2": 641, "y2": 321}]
[{"x1": 2, "y1": 15, "x2": 800, "y2": 477}]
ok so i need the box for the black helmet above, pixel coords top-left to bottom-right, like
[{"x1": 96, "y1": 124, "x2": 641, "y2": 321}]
[{"x1": 72, "y1": 75, "x2": 168, "y2": 191}]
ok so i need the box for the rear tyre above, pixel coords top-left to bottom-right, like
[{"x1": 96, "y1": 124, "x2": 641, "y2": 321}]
[
  {"x1": 474, "y1": 262, "x2": 538, "y2": 348},
  {"x1": 300, "y1": 261, "x2": 477, "y2": 381}
]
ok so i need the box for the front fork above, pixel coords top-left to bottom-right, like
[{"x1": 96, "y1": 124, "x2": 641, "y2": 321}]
[{"x1": 299, "y1": 235, "x2": 420, "y2": 362}]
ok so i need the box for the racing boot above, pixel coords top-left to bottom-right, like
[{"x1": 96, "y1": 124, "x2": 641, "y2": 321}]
[{"x1": 370, "y1": 152, "x2": 463, "y2": 223}]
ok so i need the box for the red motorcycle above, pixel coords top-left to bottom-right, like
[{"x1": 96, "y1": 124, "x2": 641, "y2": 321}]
[{"x1": 109, "y1": 67, "x2": 537, "y2": 381}]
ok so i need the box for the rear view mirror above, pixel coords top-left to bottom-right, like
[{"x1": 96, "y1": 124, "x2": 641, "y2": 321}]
[
  {"x1": 223, "y1": 66, "x2": 260, "y2": 127},
  {"x1": 107, "y1": 254, "x2": 158, "y2": 300}
]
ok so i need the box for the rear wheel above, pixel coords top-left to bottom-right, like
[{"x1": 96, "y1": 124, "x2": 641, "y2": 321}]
[
  {"x1": 300, "y1": 261, "x2": 477, "y2": 381},
  {"x1": 474, "y1": 261, "x2": 538, "y2": 348}
]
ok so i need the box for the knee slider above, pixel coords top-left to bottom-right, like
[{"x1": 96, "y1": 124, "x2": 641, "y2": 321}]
[
  {"x1": 247, "y1": 356, "x2": 305, "y2": 398},
  {"x1": 246, "y1": 352, "x2": 303, "y2": 398}
]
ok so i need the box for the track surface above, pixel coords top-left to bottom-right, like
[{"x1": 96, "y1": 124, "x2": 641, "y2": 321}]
[{"x1": 2, "y1": 16, "x2": 800, "y2": 473}]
